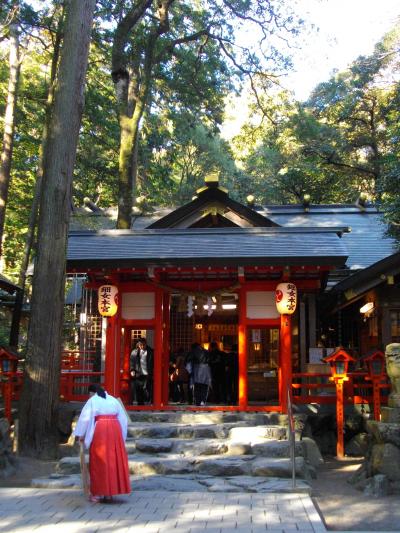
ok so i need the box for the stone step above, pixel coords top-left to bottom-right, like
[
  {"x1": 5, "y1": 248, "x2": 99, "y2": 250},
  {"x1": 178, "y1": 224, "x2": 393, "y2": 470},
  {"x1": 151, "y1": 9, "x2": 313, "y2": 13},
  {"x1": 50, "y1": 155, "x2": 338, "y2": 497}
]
[
  {"x1": 57, "y1": 452, "x2": 314, "y2": 480},
  {"x1": 193, "y1": 455, "x2": 313, "y2": 480},
  {"x1": 127, "y1": 411, "x2": 290, "y2": 426},
  {"x1": 36, "y1": 410, "x2": 320, "y2": 494},
  {"x1": 127, "y1": 436, "x2": 304, "y2": 458},
  {"x1": 31, "y1": 472, "x2": 311, "y2": 494},
  {"x1": 127, "y1": 422, "x2": 288, "y2": 440}
]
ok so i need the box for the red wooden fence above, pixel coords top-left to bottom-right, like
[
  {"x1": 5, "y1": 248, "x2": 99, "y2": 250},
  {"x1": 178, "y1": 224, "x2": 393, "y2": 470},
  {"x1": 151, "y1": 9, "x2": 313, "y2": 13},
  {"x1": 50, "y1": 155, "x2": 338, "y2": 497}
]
[{"x1": 0, "y1": 355, "x2": 390, "y2": 423}]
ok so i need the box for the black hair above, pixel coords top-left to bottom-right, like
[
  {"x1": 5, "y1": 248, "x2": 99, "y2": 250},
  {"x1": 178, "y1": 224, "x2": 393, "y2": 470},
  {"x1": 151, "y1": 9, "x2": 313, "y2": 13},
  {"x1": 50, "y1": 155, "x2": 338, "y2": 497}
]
[{"x1": 88, "y1": 384, "x2": 106, "y2": 399}]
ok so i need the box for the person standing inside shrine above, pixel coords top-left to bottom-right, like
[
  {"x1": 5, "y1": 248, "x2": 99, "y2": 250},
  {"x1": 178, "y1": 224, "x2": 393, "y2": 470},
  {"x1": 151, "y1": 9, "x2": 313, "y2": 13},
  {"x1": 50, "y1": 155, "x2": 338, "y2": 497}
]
[
  {"x1": 74, "y1": 384, "x2": 131, "y2": 503},
  {"x1": 186, "y1": 342, "x2": 211, "y2": 406},
  {"x1": 130, "y1": 337, "x2": 154, "y2": 405},
  {"x1": 208, "y1": 341, "x2": 226, "y2": 404}
]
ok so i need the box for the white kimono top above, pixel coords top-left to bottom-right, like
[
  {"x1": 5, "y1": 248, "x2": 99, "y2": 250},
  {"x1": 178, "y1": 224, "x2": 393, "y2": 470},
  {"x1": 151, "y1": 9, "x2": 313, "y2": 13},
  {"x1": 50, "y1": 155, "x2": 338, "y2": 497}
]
[{"x1": 73, "y1": 392, "x2": 128, "y2": 449}]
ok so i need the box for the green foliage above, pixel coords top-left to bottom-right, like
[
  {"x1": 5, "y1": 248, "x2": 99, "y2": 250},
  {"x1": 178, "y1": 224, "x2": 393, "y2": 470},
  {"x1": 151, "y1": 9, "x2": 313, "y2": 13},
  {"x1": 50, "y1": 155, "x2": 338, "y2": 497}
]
[
  {"x1": 73, "y1": 42, "x2": 120, "y2": 208},
  {"x1": 2, "y1": 41, "x2": 48, "y2": 280},
  {"x1": 1, "y1": 1, "x2": 399, "y2": 287},
  {"x1": 231, "y1": 23, "x2": 400, "y2": 219},
  {"x1": 138, "y1": 114, "x2": 241, "y2": 205}
]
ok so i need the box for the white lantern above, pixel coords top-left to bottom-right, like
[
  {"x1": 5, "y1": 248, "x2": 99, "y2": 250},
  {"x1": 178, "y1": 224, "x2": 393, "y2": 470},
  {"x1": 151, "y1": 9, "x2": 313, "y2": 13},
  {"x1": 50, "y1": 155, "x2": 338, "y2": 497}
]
[
  {"x1": 275, "y1": 283, "x2": 297, "y2": 315},
  {"x1": 98, "y1": 285, "x2": 118, "y2": 317}
]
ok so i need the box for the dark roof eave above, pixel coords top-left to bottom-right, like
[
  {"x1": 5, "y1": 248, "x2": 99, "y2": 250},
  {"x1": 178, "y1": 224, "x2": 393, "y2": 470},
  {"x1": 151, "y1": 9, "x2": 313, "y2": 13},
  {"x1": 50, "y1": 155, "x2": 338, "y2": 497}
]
[
  {"x1": 67, "y1": 255, "x2": 348, "y2": 271},
  {"x1": 331, "y1": 250, "x2": 400, "y2": 294}
]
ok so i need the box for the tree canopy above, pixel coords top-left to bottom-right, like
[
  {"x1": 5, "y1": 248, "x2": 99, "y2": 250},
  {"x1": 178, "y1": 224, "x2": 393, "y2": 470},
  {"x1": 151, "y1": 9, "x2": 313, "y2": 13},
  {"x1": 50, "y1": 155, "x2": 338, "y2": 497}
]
[{"x1": 0, "y1": 3, "x2": 399, "y2": 283}]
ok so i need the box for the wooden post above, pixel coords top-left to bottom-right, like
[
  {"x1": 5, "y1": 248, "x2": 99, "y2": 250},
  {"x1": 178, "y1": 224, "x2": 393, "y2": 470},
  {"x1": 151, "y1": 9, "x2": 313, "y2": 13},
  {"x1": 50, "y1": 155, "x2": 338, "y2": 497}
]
[
  {"x1": 372, "y1": 377, "x2": 381, "y2": 421},
  {"x1": 120, "y1": 327, "x2": 132, "y2": 403},
  {"x1": 280, "y1": 314, "x2": 292, "y2": 414},
  {"x1": 153, "y1": 289, "x2": 163, "y2": 409},
  {"x1": 104, "y1": 315, "x2": 117, "y2": 395},
  {"x1": 162, "y1": 292, "x2": 170, "y2": 406},
  {"x1": 335, "y1": 378, "x2": 345, "y2": 458},
  {"x1": 238, "y1": 288, "x2": 247, "y2": 409}
]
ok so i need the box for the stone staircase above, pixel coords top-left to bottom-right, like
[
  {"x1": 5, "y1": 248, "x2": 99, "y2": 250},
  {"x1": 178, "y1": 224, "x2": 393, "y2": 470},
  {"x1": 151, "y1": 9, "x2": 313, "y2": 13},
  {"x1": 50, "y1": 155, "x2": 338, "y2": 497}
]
[{"x1": 32, "y1": 411, "x2": 323, "y2": 493}]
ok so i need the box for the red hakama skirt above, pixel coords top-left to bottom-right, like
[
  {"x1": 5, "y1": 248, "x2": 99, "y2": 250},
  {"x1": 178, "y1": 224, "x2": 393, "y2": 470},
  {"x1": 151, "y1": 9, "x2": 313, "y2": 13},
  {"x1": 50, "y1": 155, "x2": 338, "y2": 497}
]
[{"x1": 89, "y1": 415, "x2": 131, "y2": 497}]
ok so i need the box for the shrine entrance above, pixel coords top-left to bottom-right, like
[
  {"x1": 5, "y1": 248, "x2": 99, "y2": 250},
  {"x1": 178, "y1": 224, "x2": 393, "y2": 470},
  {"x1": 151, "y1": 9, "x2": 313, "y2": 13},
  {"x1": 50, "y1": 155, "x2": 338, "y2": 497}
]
[
  {"x1": 169, "y1": 292, "x2": 239, "y2": 406},
  {"x1": 247, "y1": 326, "x2": 280, "y2": 406}
]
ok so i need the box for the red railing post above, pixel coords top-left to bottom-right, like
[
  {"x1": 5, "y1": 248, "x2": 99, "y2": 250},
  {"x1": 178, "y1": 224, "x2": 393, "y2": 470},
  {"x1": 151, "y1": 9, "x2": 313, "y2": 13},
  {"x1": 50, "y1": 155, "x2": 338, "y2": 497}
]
[{"x1": 372, "y1": 377, "x2": 382, "y2": 421}]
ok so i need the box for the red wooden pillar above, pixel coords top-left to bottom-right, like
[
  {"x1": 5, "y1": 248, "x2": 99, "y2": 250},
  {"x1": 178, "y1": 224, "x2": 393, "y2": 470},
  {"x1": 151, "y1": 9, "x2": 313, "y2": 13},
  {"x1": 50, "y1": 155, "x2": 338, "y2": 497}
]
[
  {"x1": 335, "y1": 378, "x2": 345, "y2": 458},
  {"x1": 153, "y1": 288, "x2": 163, "y2": 409},
  {"x1": 120, "y1": 327, "x2": 132, "y2": 403},
  {"x1": 162, "y1": 291, "x2": 170, "y2": 407},
  {"x1": 104, "y1": 315, "x2": 118, "y2": 395},
  {"x1": 238, "y1": 288, "x2": 247, "y2": 409},
  {"x1": 372, "y1": 377, "x2": 382, "y2": 421},
  {"x1": 280, "y1": 314, "x2": 292, "y2": 414}
]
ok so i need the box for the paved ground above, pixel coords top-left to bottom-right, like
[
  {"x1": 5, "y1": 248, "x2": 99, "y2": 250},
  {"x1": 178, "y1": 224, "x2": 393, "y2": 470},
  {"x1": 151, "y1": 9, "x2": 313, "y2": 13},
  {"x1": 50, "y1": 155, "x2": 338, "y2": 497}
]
[
  {"x1": 1, "y1": 456, "x2": 400, "y2": 532},
  {"x1": 0, "y1": 488, "x2": 325, "y2": 533}
]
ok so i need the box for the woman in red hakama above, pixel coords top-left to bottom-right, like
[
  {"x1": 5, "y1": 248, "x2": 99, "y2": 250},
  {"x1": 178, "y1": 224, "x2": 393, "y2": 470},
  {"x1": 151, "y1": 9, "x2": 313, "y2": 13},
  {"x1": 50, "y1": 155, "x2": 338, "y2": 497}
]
[{"x1": 74, "y1": 384, "x2": 131, "y2": 503}]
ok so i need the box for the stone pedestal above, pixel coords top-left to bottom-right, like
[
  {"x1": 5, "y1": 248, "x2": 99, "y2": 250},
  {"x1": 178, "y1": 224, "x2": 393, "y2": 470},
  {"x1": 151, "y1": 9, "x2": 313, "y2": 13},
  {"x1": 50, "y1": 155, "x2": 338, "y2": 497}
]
[
  {"x1": 348, "y1": 344, "x2": 400, "y2": 495},
  {"x1": 381, "y1": 407, "x2": 400, "y2": 423}
]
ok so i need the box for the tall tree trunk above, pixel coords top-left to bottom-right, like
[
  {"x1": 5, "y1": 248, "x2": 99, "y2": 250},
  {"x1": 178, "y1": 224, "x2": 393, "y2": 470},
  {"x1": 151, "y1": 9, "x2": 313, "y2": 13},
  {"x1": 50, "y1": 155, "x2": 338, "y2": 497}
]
[
  {"x1": 0, "y1": 21, "x2": 20, "y2": 256},
  {"x1": 18, "y1": 0, "x2": 96, "y2": 459},
  {"x1": 116, "y1": 84, "x2": 148, "y2": 228},
  {"x1": 115, "y1": 2, "x2": 172, "y2": 229},
  {"x1": 13, "y1": 10, "x2": 64, "y2": 348}
]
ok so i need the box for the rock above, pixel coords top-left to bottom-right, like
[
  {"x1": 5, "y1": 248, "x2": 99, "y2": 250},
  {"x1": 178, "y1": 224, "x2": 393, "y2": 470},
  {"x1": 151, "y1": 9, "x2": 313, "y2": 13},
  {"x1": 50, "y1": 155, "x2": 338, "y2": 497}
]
[
  {"x1": 300, "y1": 437, "x2": 324, "y2": 468},
  {"x1": 130, "y1": 474, "x2": 207, "y2": 492},
  {"x1": 345, "y1": 413, "x2": 365, "y2": 434},
  {"x1": 229, "y1": 426, "x2": 287, "y2": 443},
  {"x1": 128, "y1": 424, "x2": 178, "y2": 439},
  {"x1": 364, "y1": 474, "x2": 389, "y2": 497},
  {"x1": 348, "y1": 463, "x2": 368, "y2": 489},
  {"x1": 135, "y1": 439, "x2": 173, "y2": 453},
  {"x1": 175, "y1": 439, "x2": 228, "y2": 456},
  {"x1": 345, "y1": 432, "x2": 370, "y2": 456},
  {"x1": 194, "y1": 456, "x2": 253, "y2": 476},
  {"x1": 207, "y1": 481, "x2": 242, "y2": 492},
  {"x1": 251, "y1": 456, "x2": 310, "y2": 480},
  {"x1": 31, "y1": 474, "x2": 82, "y2": 489},
  {"x1": 56, "y1": 456, "x2": 81, "y2": 475},
  {"x1": 58, "y1": 405, "x2": 77, "y2": 442},
  {"x1": 251, "y1": 440, "x2": 303, "y2": 458},
  {"x1": 380, "y1": 407, "x2": 400, "y2": 423},
  {"x1": 128, "y1": 455, "x2": 193, "y2": 475},
  {"x1": 192, "y1": 426, "x2": 220, "y2": 438},
  {"x1": 367, "y1": 421, "x2": 400, "y2": 447},
  {"x1": 314, "y1": 430, "x2": 337, "y2": 455},
  {"x1": 227, "y1": 443, "x2": 251, "y2": 456},
  {"x1": 224, "y1": 476, "x2": 265, "y2": 490},
  {"x1": 371, "y1": 443, "x2": 400, "y2": 481}
]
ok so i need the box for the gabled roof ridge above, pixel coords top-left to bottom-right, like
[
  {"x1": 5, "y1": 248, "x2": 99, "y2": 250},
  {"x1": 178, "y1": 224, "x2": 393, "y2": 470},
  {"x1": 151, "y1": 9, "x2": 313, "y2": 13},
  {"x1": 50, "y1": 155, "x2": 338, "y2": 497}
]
[{"x1": 69, "y1": 226, "x2": 350, "y2": 237}]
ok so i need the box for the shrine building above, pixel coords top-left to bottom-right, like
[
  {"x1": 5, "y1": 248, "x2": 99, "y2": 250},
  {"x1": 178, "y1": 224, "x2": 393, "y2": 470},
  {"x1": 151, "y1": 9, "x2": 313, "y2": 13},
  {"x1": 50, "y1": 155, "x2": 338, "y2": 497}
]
[{"x1": 65, "y1": 176, "x2": 397, "y2": 412}]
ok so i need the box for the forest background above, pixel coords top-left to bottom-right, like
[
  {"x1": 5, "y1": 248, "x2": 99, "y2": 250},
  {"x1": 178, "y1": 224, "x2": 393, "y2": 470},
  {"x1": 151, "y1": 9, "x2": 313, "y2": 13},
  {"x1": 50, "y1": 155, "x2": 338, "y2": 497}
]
[
  {"x1": 1, "y1": 0, "x2": 399, "y2": 286},
  {"x1": 0, "y1": 0, "x2": 399, "y2": 456}
]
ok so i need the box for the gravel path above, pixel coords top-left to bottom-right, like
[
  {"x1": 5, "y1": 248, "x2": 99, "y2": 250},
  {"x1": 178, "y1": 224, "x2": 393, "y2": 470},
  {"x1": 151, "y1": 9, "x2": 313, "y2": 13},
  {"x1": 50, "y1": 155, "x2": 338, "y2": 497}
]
[{"x1": 311, "y1": 456, "x2": 400, "y2": 532}]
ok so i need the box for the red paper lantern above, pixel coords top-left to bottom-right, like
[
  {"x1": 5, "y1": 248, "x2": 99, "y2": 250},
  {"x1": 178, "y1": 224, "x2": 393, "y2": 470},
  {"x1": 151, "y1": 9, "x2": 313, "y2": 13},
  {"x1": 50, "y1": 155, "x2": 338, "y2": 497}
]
[
  {"x1": 98, "y1": 285, "x2": 118, "y2": 317},
  {"x1": 275, "y1": 283, "x2": 297, "y2": 315}
]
